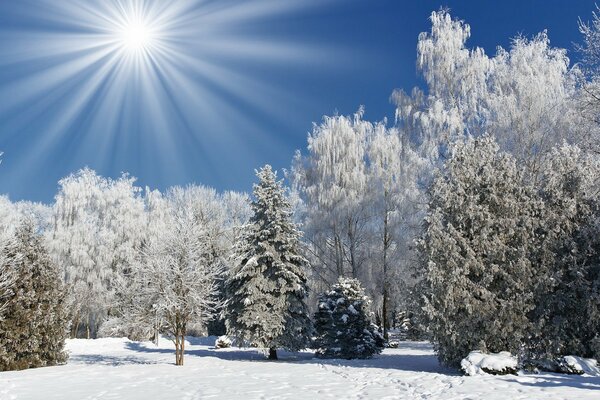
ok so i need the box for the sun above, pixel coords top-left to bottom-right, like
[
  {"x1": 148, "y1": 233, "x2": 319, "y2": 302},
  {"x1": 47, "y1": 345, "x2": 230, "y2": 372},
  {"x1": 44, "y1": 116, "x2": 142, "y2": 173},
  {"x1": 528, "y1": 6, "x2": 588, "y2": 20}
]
[
  {"x1": 119, "y1": 19, "x2": 155, "y2": 53},
  {"x1": 121, "y1": 21, "x2": 152, "y2": 51}
]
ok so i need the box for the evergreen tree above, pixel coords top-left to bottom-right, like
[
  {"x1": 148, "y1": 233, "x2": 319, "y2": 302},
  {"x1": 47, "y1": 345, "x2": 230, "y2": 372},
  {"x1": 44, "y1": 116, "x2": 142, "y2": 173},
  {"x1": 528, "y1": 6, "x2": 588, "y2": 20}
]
[
  {"x1": 0, "y1": 222, "x2": 68, "y2": 371},
  {"x1": 419, "y1": 136, "x2": 540, "y2": 367},
  {"x1": 225, "y1": 165, "x2": 312, "y2": 360},
  {"x1": 531, "y1": 144, "x2": 600, "y2": 359},
  {"x1": 313, "y1": 278, "x2": 383, "y2": 359}
]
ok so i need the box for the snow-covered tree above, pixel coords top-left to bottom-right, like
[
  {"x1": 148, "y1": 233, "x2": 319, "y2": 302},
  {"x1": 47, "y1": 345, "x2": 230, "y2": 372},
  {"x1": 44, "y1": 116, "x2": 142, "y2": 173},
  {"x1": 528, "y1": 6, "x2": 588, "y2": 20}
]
[
  {"x1": 225, "y1": 165, "x2": 312, "y2": 360},
  {"x1": 419, "y1": 136, "x2": 540, "y2": 367},
  {"x1": 313, "y1": 277, "x2": 383, "y2": 359},
  {"x1": 0, "y1": 222, "x2": 68, "y2": 371},
  {"x1": 393, "y1": 9, "x2": 583, "y2": 176},
  {"x1": 128, "y1": 185, "x2": 225, "y2": 365},
  {"x1": 48, "y1": 168, "x2": 146, "y2": 338},
  {"x1": 530, "y1": 144, "x2": 600, "y2": 359},
  {"x1": 292, "y1": 109, "x2": 371, "y2": 288},
  {"x1": 366, "y1": 124, "x2": 424, "y2": 338}
]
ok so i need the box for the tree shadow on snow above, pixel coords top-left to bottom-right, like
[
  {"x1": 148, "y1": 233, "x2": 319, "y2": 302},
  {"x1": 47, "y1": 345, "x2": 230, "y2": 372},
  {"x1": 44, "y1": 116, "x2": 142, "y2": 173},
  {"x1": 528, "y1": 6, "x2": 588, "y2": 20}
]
[
  {"x1": 124, "y1": 339, "x2": 456, "y2": 374},
  {"x1": 70, "y1": 353, "x2": 158, "y2": 366},
  {"x1": 514, "y1": 374, "x2": 600, "y2": 391}
]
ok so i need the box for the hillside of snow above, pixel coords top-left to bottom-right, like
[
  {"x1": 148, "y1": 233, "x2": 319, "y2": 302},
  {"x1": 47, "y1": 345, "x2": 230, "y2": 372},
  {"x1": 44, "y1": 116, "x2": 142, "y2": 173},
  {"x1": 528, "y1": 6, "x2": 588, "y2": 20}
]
[{"x1": 1, "y1": 337, "x2": 599, "y2": 399}]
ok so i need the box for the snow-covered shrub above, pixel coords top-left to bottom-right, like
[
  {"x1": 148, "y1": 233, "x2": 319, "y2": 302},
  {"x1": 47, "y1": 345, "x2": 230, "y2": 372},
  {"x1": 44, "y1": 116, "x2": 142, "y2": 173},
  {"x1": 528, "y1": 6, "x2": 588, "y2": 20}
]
[
  {"x1": 461, "y1": 351, "x2": 518, "y2": 376},
  {"x1": 215, "y1": 335, "x2": 232, "y2": 349},
  {"x1": 313, "y1": 278, "x2": 383, "y2": 359},
  {"x1": 387, "y1": 341, "x2": 399, "y2": 349},
  {"x1": 556, "y1": 356, "x2": 600, "y2": 376}
]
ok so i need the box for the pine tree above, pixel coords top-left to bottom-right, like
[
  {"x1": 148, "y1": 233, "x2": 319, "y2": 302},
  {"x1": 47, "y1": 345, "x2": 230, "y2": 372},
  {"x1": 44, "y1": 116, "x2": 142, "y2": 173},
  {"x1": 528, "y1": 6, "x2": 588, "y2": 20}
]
[
  {"x1": 0, "y1": 222, "x2": 68, "y2": 371},
  {"x1": 225, "y1": 165, "x2": 312, "y2": 360},
  {"x1": 313, "y1": 278, "x2": 383, "y2": 359}
]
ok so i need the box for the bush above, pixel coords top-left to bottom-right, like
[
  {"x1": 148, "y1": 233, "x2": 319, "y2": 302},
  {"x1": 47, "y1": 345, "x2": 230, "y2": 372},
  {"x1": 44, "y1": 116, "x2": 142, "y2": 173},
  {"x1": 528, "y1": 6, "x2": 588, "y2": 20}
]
[
  {"x1": 215, "y1": 335, "x2": 232, "y2": 349},
  {"x1": 461, "y1": 351, "x2": 518, "y2": 376}
]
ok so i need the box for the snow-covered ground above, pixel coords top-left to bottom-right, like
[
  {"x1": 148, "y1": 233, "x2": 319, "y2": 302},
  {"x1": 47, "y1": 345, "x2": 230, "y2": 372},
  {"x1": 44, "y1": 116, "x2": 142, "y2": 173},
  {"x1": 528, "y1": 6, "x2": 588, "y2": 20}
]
[{"x1": 1, "y1": 337, "x2": 599, "y2": 399}]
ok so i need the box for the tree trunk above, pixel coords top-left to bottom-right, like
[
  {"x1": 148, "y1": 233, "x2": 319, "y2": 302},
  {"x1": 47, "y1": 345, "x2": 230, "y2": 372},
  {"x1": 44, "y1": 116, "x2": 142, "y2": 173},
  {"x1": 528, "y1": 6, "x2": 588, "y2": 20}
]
[
  {"x1": 268, "y1": 348, "x2": 278, "y2": 360},
  {"x1": 382, "y1": 197, "x2": 390, "y2": 340},
  {"x1": 86, "y1": 317, "x2": 91, "y2": 339}
]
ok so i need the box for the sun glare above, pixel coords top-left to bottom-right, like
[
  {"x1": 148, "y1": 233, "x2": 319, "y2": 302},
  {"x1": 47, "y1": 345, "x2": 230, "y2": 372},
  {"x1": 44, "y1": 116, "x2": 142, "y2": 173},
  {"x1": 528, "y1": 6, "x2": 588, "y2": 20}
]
[{"x1": 117, "y1": 15, "x2": 156, "y2": 55}]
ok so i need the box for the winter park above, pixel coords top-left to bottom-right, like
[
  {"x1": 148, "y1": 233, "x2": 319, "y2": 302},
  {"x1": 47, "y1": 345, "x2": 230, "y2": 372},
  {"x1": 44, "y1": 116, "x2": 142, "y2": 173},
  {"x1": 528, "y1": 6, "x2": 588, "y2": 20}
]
[{"x1": 1, "y1": 1, "x2": 600, "y2": 399}]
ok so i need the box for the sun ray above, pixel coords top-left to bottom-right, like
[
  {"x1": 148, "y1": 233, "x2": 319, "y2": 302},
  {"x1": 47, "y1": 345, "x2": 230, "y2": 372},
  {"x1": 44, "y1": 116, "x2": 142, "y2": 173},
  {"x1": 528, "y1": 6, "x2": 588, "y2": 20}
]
[{"x1": 0, "y1": 0, "x2": 343, "y2": 199}]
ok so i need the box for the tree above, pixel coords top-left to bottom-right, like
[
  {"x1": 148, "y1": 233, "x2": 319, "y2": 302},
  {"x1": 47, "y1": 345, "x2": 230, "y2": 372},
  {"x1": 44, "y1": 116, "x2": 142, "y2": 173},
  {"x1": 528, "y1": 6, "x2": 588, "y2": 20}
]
[
  {"x1": 576, "y1": 5, "x2": 600, "y2": 154},
  {"x1": 129, "y1": 186, "x2": 224, "y2": 365},
  {"x1": 0, "y1": 222, "x2": 68, "y2": 371},
  {"x1": 531, "y1": 144, "x2": 600, "y2": 359},
  {"x1": 313, "y1": 277, "x2": 383, "y2": 359},
  {"x1": 48, "y1": 168, "x2": 146, "y2": 338},
  {"x1": 419, "y1": 136, "x2": 540, "y2": 367},
  {"x1": 0, "y1": 233, "x2": 16, "y2": 319},
  {"x1": 367, "y1": 124, "x2": 424, "y2": 338},
  {"x1": 225, "y1": 165, "x2": 312, "y2": 360}
]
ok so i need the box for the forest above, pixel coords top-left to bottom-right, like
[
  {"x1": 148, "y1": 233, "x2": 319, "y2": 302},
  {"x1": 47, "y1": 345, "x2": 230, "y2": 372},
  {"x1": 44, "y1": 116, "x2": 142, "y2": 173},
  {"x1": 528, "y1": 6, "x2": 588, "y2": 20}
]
[{"x1": 2, "y1": 8, "x2": 600, "y2": 377}]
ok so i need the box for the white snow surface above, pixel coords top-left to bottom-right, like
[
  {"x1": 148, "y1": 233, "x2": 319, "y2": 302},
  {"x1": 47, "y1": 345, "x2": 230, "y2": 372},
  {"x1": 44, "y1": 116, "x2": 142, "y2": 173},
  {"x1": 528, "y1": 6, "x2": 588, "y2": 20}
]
[
  {"x1": 1, "y1": 337, "x2": 599, "y2": 399},
  {"x1": 461, "y1": 351, "x2": 518, "y2": 376},
  {"x1": 562, "y1": 356, "x2": 600, "y2": 376}
]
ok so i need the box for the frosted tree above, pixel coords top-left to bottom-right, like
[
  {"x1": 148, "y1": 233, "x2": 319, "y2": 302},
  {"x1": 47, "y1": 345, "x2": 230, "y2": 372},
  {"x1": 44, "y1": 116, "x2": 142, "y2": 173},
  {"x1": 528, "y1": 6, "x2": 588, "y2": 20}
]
[
  {"x1": 129, "y1": 186, "x2": 224, "y2": 365},
  {"x1": 367, "y1": 124, "x2": 424, "y2": 338},
  {"x1": 292, "y1": 109, "x2": 371, "y2": 287},
  {"x1": 576, "y1": 5, "x2": 600, "y2": 153},
  {"x1": 0, "y1": 233, "x2": 16, "y2": 319},
  {"x1": 486, "y1": 33, "x2": 581, "y2": 178},
  {"x1": 0, "y1": 222, "x2": 68, "y2": 371},
  {"x1": 225, "y1": 165, "x2": 312, "y2": 360},
  {"x1": 531, "y1": 144, "x2": 600, "y2": 359},
  {"x1": 393, "y1": 9, "x2": 583, "y2": 176},
  {"x1": 313, "y1": 277, "x2": 383, "y2": 359},
  {"x1": 419, "y1": 136, "x2": 540, "y2": 367},
  {"x1": 48, "y1": 168, "x2": 146, "y2": 338}
]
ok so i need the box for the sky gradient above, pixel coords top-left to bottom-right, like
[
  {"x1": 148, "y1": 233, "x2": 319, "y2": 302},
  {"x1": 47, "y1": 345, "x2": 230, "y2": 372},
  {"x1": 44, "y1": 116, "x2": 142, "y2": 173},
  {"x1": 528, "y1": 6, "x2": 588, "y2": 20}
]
[{"x1": 0, "y1": 0, "x2": 596, "y2": 203}]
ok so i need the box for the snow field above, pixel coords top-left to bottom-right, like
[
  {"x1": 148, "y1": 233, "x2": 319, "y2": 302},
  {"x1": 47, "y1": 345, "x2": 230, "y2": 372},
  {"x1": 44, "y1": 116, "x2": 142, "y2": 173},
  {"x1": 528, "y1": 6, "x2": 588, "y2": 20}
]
[{"x1": 1, "y1": 337, "x2": 599, "y2": 400}]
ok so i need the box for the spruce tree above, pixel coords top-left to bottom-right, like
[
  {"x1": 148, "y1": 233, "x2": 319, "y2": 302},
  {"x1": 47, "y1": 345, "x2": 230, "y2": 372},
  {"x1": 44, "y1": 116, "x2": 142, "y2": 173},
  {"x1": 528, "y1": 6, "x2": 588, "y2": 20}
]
[
  {"x1": 0, "y1": 222, "x2": 68, "y2": 371},
  {"x1": 313, "y1": 278, "x2": 383, "y2": 359},
  {"x1": 225, "y1": 165, "x2": 312, "y2": 360}
]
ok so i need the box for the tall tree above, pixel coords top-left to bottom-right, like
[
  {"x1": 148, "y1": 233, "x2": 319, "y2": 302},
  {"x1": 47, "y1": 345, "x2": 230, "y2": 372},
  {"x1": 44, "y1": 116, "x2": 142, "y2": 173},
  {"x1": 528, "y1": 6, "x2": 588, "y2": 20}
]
[
  {"x1": 0, "y1": 222, "x2": 68, "y2": 371},
  {"x1": 128, "y1": 186, "x2": 225, "y2": 365},
  {"x1": 48, "y1": 168, "x2": 146, "y2": 338},
  {"x1": 419, "y1": 136, "x2": 540, "y2": 367},
  {"x1": 225, "y1": 165, "x2": 312, "y2": 360}
]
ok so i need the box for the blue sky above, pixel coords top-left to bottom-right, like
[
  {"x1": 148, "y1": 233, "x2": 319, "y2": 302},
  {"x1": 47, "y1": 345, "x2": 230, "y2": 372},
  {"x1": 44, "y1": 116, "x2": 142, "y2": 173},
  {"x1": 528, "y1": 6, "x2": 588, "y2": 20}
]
[{"x1": 0, "y1": 0, "x2": 596, "y2": 203}]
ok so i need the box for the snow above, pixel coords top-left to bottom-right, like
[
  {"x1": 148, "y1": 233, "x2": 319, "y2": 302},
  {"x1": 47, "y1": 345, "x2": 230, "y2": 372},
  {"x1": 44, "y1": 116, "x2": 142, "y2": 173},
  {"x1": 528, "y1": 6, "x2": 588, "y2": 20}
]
[
  {"x1": 561, "y1": 356, "x2": 600, "y2": 376},
  {"x1": 2, "y1": 338, "x2": 599, "y2": 399},
  {"x1": 461, "y1": 351, "x2": 518, "y2": 376}
]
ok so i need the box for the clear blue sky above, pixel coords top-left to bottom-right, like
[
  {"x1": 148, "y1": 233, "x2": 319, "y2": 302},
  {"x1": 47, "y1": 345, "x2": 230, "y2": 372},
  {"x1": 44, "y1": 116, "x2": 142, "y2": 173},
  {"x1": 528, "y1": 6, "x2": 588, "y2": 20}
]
[{"x1": 0, "y1": 0, "x2": 596, "y2": 203}]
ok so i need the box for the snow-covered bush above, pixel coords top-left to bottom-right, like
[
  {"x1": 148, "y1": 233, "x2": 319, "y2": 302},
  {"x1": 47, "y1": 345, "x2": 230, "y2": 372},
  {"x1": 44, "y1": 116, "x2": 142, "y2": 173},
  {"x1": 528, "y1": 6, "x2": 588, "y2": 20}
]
[
  {"x1": 215, "y1": 335, "x2": 232, "y2": 349},
  {"x1": 557, "y1": 356, "x2": 600, "y2": 376},
  {"x1": 461, "y1": 351, "x2": 518, "y2": 376},
  {"x1": 313, "y1": 278, "x2": 383, "y2": 359}
]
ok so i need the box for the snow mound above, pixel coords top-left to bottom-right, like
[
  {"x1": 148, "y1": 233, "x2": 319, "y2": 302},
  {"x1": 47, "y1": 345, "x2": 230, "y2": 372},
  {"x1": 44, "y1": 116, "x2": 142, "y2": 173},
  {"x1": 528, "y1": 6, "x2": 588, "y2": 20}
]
[
  {"x1": 559, "y1": 356, "x2": 600, "y2": 376},
  {"x1": 461, "y1": 351, "x2": 518, "y2": 376}
]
